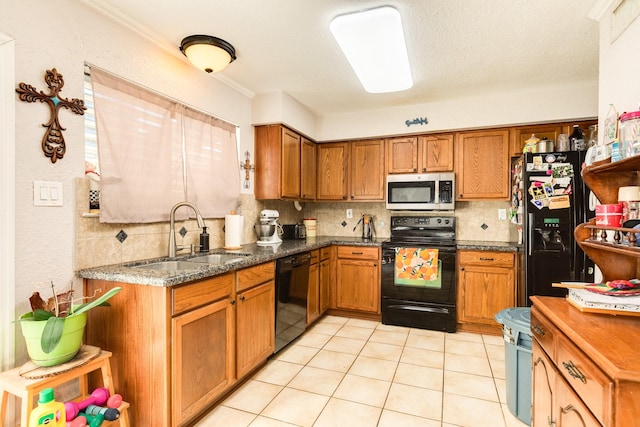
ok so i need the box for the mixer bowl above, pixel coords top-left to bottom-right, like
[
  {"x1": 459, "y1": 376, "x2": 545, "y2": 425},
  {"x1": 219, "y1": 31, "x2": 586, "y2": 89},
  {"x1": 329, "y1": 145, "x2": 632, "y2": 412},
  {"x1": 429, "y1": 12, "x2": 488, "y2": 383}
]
[{"x1": 256, "y1": 223, "x2": 276, "y2": 240}]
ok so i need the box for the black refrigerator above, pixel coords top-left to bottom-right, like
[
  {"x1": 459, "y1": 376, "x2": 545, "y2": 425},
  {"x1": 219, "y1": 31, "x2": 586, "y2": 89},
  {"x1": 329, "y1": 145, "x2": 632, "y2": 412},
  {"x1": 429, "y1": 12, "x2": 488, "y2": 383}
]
[{"x1": 511, "y1": 151, "x2": 595, "y2": 306}]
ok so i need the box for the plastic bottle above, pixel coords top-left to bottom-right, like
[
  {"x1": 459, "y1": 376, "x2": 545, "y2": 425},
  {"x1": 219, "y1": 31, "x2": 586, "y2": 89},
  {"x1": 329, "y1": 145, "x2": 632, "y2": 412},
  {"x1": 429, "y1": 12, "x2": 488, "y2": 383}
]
[
  {"x1": 29, "y1": 388, "x2": 66, "y2": 427},
  {"x1": 569, "y1": 125, "x2": 585, "y2": 151}
]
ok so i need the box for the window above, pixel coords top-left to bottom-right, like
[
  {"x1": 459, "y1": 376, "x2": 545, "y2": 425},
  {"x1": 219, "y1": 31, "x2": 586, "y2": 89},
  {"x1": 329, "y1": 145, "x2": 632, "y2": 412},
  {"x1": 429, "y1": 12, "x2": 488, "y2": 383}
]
[{"x1": 85, "y1": 66, "x2": 240, "y2": 223}]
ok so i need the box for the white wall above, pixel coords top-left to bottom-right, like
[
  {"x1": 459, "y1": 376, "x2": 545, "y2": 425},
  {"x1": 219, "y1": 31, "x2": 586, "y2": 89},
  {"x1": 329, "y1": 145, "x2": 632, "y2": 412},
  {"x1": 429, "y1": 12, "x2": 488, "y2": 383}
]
[
  {"x1": 317, "y1": 81, "x2": 599, "y2": 141},
  {"x1": 597, "y1": 3, "x2": 640, "y2": 132},
  {"x1": 253, "y1": 81, "x2": 598, "y2": 142},
  {"x1": 1, "y1": 0, "x2": 253, "y2": 371}
]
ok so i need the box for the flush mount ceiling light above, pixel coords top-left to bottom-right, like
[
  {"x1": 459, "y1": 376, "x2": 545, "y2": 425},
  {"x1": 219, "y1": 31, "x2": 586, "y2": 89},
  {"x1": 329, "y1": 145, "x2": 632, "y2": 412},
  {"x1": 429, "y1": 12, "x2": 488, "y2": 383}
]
[
  {"x1": 180, "y1": 35, "x2": 237, "y2": 73},
  {"x1": 330, "y1": 6, "x2": 413, "y2": 93}
]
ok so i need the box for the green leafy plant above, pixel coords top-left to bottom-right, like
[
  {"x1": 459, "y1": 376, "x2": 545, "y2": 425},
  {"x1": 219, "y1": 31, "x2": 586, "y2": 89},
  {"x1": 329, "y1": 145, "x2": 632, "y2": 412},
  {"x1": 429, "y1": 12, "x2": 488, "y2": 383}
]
[{"x1": 19, "y1": 283, "x2": 121, "y2": 353}]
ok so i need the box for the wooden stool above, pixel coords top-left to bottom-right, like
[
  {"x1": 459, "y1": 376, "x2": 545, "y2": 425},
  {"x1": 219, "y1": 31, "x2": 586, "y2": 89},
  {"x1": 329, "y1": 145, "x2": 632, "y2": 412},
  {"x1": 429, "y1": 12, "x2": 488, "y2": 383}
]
[{"x1": 0, "y1": 345, "x2": 129, "y2": 427}]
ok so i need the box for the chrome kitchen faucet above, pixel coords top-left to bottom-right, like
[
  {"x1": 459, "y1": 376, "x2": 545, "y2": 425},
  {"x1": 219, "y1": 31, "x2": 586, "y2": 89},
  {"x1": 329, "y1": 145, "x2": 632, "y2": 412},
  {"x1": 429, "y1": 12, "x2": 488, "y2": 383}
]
[{"x1": 168, "y1": 201, "x2": 206, "y2": 258}]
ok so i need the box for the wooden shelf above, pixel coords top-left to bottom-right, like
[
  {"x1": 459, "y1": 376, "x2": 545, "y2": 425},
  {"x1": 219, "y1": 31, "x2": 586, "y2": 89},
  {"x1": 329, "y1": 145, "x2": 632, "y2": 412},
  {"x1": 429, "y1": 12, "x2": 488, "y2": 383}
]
[{"x1": 582, "y1": 155, "x2": 640, "y2": 204}]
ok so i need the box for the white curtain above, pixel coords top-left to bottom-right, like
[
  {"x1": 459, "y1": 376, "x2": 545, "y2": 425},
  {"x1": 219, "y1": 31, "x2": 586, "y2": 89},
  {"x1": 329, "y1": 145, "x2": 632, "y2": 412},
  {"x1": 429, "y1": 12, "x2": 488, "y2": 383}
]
[
  {"x1": 90, "y1": 68, "x2": 240, "y2": 222},
  {"x1": 183, "y1": 107, "x2": 240, "y2": 218}
]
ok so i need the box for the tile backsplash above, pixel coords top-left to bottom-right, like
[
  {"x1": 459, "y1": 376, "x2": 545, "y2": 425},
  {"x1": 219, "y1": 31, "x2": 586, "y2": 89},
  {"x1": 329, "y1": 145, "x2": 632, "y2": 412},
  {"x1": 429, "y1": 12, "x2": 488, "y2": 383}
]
[{"x1": 76, "y1": 178, "x2": 515, "y2": 269}]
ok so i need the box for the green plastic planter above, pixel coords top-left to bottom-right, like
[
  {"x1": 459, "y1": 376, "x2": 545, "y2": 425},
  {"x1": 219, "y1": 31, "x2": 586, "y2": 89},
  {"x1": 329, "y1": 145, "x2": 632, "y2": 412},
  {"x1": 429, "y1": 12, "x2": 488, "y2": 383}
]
[{"x1": 20, "y1": 312, "x2": 87, "y2": 367}]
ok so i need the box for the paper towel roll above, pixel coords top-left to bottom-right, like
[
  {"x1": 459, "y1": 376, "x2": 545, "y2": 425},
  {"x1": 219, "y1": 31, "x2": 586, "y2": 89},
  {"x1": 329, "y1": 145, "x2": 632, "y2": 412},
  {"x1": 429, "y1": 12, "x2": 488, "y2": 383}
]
[{"x1": 224, "y1": 215, "x2": 243, "y2": 249}]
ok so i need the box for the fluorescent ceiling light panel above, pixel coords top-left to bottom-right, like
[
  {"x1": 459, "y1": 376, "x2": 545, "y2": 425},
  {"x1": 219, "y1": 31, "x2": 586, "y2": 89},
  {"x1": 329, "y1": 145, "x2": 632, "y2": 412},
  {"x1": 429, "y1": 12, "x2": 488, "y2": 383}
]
[{"x1": 330, "y1": 6, "x2": 413, "y2": 93}]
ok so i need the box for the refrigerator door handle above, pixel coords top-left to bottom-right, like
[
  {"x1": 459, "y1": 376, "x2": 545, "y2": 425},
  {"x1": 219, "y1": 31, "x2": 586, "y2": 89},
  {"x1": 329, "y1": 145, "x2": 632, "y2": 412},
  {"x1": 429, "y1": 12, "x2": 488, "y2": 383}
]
[{"x1": 528, "y1": 213, "x2": 534, "y2": 256}]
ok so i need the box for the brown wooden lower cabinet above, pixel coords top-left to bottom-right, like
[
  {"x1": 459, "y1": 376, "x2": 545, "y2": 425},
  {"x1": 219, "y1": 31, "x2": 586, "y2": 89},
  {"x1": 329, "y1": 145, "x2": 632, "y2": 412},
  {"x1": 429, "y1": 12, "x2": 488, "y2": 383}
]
[
  {"x1": 235, "y1": 280, "x2": 275, "y2": 378},
  {"x1": 456, "y1": 250, "x2": 516, "y2": 334},
  {"x1": 172, "y1": 296, "x2": 234, "y2": 424},
  {"x1": 307, "y1": 250, "x2": 320, "y2": 325},
  {"x1": 319, "y1": 247, "x2": 332, "y2": 314},
  {"x1": 531, "y1": 296, "x2": 640, "y2": 427},
  {"x1": 84, "y1": 261, "x2": 275, "y2": 427},
  {"x1": 334, "y1": 246, "x2": 380, "y2": 314}
]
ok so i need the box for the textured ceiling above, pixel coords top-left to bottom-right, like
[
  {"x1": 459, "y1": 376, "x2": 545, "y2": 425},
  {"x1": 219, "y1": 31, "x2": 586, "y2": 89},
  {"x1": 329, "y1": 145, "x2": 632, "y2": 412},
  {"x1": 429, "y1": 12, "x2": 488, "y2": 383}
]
[{"x1": 80, "y1": 0, "x2": 599, "y2": 116}]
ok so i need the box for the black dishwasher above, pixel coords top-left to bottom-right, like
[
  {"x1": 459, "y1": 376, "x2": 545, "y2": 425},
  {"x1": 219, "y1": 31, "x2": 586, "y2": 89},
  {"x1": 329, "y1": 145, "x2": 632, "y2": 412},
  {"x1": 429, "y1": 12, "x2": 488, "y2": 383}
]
[{"x1": 275, "y1": 252, "x2": 311, "y2": 353}]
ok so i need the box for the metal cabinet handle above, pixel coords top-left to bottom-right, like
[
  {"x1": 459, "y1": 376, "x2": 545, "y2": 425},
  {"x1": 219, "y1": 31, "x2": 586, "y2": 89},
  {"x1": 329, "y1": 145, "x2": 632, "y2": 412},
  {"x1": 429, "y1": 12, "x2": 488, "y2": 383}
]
[
  {"x1": 479, "y1": 257, "x2": 495, "y2": 261},
  {"x1": 352, "y1": 251, "x2": 364, "y2": 255},
  {"x1": 230, "y1": 299, "x2": 235, "y2": 305},
  {"x1": 531, "y1": 324, "x2": 546, "y2": 337},
  {"x1": 460, "y1": 267, "x2": 465, "y2": 271},
  {"x1": 562, "y1": 360, "x2": 587, "y2": 384},
  {"x1": 239, "y1": 295, "x2": 245, "y2": 302}
]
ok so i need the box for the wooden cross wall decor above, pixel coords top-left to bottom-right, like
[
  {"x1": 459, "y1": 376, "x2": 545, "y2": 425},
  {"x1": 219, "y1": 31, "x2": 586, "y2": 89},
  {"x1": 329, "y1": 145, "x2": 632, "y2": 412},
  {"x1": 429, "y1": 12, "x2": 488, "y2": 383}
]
[{"x1": 16, "y1": 68, "x2": 87, "y2": 163}]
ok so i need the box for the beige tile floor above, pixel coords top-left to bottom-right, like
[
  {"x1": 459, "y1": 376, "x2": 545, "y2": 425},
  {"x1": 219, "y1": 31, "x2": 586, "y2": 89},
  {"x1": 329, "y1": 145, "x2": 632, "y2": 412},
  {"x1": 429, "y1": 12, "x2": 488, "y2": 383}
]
[{"x1": 195, "y1": 316, "x2": 530, "y2": 427}]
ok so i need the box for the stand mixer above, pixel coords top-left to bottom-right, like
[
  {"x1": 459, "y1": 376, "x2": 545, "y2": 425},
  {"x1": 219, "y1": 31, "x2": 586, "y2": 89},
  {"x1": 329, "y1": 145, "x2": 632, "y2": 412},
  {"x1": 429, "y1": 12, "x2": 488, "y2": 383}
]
[{"x1": 255, "y1": 209, "x2": 283, "y2": 246}]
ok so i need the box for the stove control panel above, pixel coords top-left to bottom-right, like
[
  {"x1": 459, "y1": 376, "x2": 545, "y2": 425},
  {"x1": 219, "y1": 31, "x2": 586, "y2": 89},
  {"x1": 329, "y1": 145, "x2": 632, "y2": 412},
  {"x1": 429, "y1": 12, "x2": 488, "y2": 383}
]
[{"x1": 390, "y1": 216, "x2": 455, "y2": 229}]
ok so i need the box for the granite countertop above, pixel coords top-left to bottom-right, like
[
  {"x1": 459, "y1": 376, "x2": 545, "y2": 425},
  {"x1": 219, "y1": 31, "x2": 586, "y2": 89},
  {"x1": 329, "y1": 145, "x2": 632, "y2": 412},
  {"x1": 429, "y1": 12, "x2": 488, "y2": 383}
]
[
  {"x1": 76, "y1": 236, "x2": 385, "y2": 287},
  {"x1": 456, "y1": 240, "x2": 521, "y2": 252},
  {"x1": 77, "y1": 236, "x2": 520, "y2": 287}
]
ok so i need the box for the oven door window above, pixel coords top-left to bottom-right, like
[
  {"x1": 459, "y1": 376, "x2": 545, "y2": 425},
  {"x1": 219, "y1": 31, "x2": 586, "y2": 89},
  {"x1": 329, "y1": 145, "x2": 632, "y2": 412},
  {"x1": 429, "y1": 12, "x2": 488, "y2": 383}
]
[
  {"x1": 395, "y1": 247, "x2": 441, "y2": 288},
  {"x1": 388, "y1": 181, "x2": 435, "y2": 205}
]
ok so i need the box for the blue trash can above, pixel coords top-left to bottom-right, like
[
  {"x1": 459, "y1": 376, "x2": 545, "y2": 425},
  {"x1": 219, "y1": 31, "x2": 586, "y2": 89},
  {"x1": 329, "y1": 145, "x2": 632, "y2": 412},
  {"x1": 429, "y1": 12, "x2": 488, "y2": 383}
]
[{"x1": 495, "y1": 307, "x2": 532, "y2": 425}]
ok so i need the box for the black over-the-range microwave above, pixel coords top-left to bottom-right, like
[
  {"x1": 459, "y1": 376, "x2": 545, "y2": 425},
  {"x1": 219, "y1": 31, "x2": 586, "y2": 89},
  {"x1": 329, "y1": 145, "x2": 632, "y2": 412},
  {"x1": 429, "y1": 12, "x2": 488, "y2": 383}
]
[{"x1": 386, "y1": 172, "x2": 455, "y2": 210}]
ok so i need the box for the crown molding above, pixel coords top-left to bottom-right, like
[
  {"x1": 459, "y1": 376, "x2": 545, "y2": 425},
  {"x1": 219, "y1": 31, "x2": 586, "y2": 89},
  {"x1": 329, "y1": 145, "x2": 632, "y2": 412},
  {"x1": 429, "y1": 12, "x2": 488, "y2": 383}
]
[{"x1": 589, "y1": 0, "x2": 620, "y2": 21}]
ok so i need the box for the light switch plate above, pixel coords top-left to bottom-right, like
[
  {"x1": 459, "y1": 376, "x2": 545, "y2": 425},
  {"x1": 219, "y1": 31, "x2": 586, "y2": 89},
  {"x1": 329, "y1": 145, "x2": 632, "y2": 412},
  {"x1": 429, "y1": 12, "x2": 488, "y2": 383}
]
[
  {"x1": 346, "y1": 209, "x2": 353, "y2": 219},
  {"x1": 498, "y1": 208, "x2": 507, "y2": 221},
  {"x1": 34, "y1": 181, "x2": 63, "y2": 206}
]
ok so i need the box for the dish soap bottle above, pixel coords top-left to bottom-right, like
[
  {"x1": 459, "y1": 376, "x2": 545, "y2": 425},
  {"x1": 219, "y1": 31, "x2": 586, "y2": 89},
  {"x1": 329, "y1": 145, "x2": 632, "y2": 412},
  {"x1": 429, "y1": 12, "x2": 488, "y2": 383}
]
[
  {"x1": 29, "y1": 388, "x2": 65, "y2": 426},
  {"x1": 199, "y1": 226, "x2": 209, "y2": 252}
]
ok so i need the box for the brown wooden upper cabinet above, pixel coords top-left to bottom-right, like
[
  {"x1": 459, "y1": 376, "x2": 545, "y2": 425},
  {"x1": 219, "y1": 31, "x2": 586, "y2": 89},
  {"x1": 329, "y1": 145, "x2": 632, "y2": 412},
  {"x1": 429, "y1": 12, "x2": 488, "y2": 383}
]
[
  {"x1": 509, "y1": 124, "x2": 564, "y2": 158},
  {"x1": 386, "y1": 134, "x2": 454, "y2": 173},
  {"x1": 255, "y1": 124, "x2": 315, "y2": 200},
  {"x1": 316, "y1": 139, "x2": 385, "y2": 201},
  {"x1": 350, "y1": 139, "x2": 385, "y2": 201},
  {"x1": 316, "y1": 142, "x2": 349, "y2": 200},
  {"x1": 509, "y1": 120, "x2": 598, "y2": 157},
  {"x1": 455, "y1": 129, "x2": 510, "y2": 200}
]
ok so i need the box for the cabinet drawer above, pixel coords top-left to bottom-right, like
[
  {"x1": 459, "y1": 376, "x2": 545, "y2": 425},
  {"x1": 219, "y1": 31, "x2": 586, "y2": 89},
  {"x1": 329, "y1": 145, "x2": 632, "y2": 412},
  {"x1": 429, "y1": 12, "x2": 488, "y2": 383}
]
[
  {"x1": 172, "y1": 273, "x2": 233, "y2": 316},
  {"x1": 556, "y1": 333, "x2": 613, "y2": 425},
  {"x1": 530, "y1": 306, "x2": 555, "y2": 360},
  {"x1": 320, "y1": 246, "x2": 331, "y2": 261},
  {"x1": 236, "y1": 261, "x2": 275, "y2": 292},
  {"x1": 337, "y1": 246, "x2": 379, "y2": 260},
  {"x1": 458, "y1": 251, "x2": 514, "y2": 268},
  {"x1": 310, "y1": 249, "x2": 320, "y2": 265}
]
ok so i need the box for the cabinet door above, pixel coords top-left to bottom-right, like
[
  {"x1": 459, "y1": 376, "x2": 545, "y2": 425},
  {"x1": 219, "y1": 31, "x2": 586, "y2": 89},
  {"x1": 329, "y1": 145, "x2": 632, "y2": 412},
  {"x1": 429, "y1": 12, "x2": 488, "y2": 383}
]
[
  {"x1": 172, "y1": 297, "x2": 235, "y2": 425},
  {"x1": 350, "y1": 139, "x2": 385, "y2": 201},
  {"x1": 307, "y1": 263, "x2": 320, "y2": 325},
  {"x1": 386, "y1": 136, "x2": 418, "y2": 173},
  {"x1": 301, "y1": 137, "x2": 316, "y2": 200},
  {"x1": 254, "y1": 125, "x2": 282, "y2": 200},
  {"x1": 419, "y1": 134, "x2": 454, "y2": 172},
  {"x1": 510, "y1": 124, "x2": 564, "y2": 157},
  {"x1": 455, "y1": 130, "x2": 510, "y2": 200},
  {"x1": 556, "y1": 376, "x2": 601, "y2": 427},
  {"x1": 317, "y1": 142, "x2": 348, "y2": 200},
  {"x1": 532, "y1": 341, "x2": 556, "y2": 427},
  {"x1": 457, "y1": 264, "x2": 515, "y2": 326},
  {"x1": 236, "y1": 281, "x2": 275, "y2": 378},
  {"x1": 335, "y1": 259, "x2": 380, "y2": 313},
  {"x1": 281, "y1": 127, "x2": 301, "y2": 199},
  {"x1": 319, "y1": 259, "x2": 331, "y2": 314}
]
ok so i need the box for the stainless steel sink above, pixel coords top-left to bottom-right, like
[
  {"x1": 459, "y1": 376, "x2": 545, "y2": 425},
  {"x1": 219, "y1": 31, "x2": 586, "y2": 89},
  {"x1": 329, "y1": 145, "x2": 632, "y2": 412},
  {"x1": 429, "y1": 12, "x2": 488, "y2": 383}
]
[
  {"x1": 133, "y1": 260, "x2": 204, "y2": 271},
  {"x1": 188, "y1": 254, "x2": 247, "y2": 265}
]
